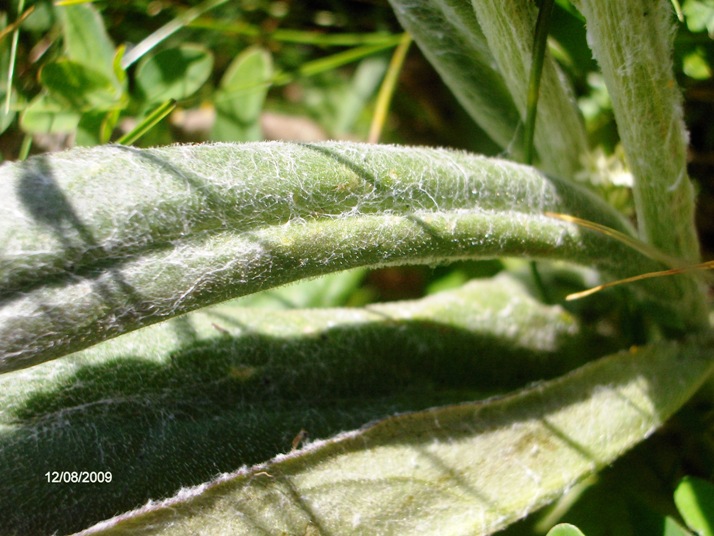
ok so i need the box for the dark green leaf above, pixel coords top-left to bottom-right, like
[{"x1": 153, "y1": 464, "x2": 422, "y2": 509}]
[
  {"x1": 40, "y1": 60, "x2": 121, "y2": 110},
  {"x1": 135, "y1": 44, "x2": 214, "y2": 104}
]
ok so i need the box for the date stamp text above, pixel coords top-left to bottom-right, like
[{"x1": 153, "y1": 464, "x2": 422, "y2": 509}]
[{"x1": 45, "y1": 471, "x2": 112, "y2": 484}]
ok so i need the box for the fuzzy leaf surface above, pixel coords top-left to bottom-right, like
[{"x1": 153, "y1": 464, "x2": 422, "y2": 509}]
[
  {"x1": 468, "y1": 0, "x2": 588, "y2": 178},
  {"x1": 0, "y1": 275, "x2": 601, "y2": 535},
  {"x1": 387, "y1": 0, "x2": 522, "y2": 154},
  {"x1": 74, "y1": 338, "x2": 714, "y2": 536},
  {"x1": 0, "y1": 142, "x2": 682, "y2": 371}
]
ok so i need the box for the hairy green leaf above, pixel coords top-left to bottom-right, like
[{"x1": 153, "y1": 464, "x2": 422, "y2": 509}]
[
  {"x1": 0, "y1": 274, "x2": 602, "y2": 535},
  {"x1": 0, "y1": 142, "x2": 683, "y2": 371},
  {"x1": 468, "y1": 0, "x2": 588, "y2": 179},
  {"x1": 73, "y1": 337, "x2": 714, "y2": 535},
  {"x1": 387, "y1": 0, "x2": 522, "y2": 154}
]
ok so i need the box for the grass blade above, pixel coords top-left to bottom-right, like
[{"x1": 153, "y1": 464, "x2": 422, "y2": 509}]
[
  {"x1": 115, "y1": 99, "x2": 176, "y2": 145},
  {"x1": 368, "y1": 32, "x2": 412, "y2": 143},
  {"x1": 120, "y1": 0, "x2": 228, "y2": 69},
  {"x1": 524, "y1": 0, "x2": 555, "y2": 166},
  {"x1": 3, "y1": 0, "x2": 26, "y2": 115}
]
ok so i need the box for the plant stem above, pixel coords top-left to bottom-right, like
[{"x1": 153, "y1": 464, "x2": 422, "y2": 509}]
[
  {"x1": 469, "y1": 0, "x2": 587, "y2": 178},
  {"x1": 523, "y1": 0, "x2": 555, "y2": 166},
  {"x1": 569, "y1": 0, "x2": 708, "y2": 330},
  {"x1": 4, "y1": 0, "x2": 25, "y2": 115},
  {"x1": 524, "y1": 0, "x2": 556, "y2": 303}
]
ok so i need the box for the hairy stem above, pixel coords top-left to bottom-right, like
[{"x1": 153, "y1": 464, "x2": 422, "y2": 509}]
[{"x1": 569, "y1": 0, "x2": 708, "y2": 330}]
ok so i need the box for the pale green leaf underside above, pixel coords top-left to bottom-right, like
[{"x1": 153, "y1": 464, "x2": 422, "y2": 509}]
[
  {"x1": 77, "y1": 337, "x2": 714, "y2": 536},
  {"x1": 0, "y1": 142, "x2": 683, "y2": 372}
]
